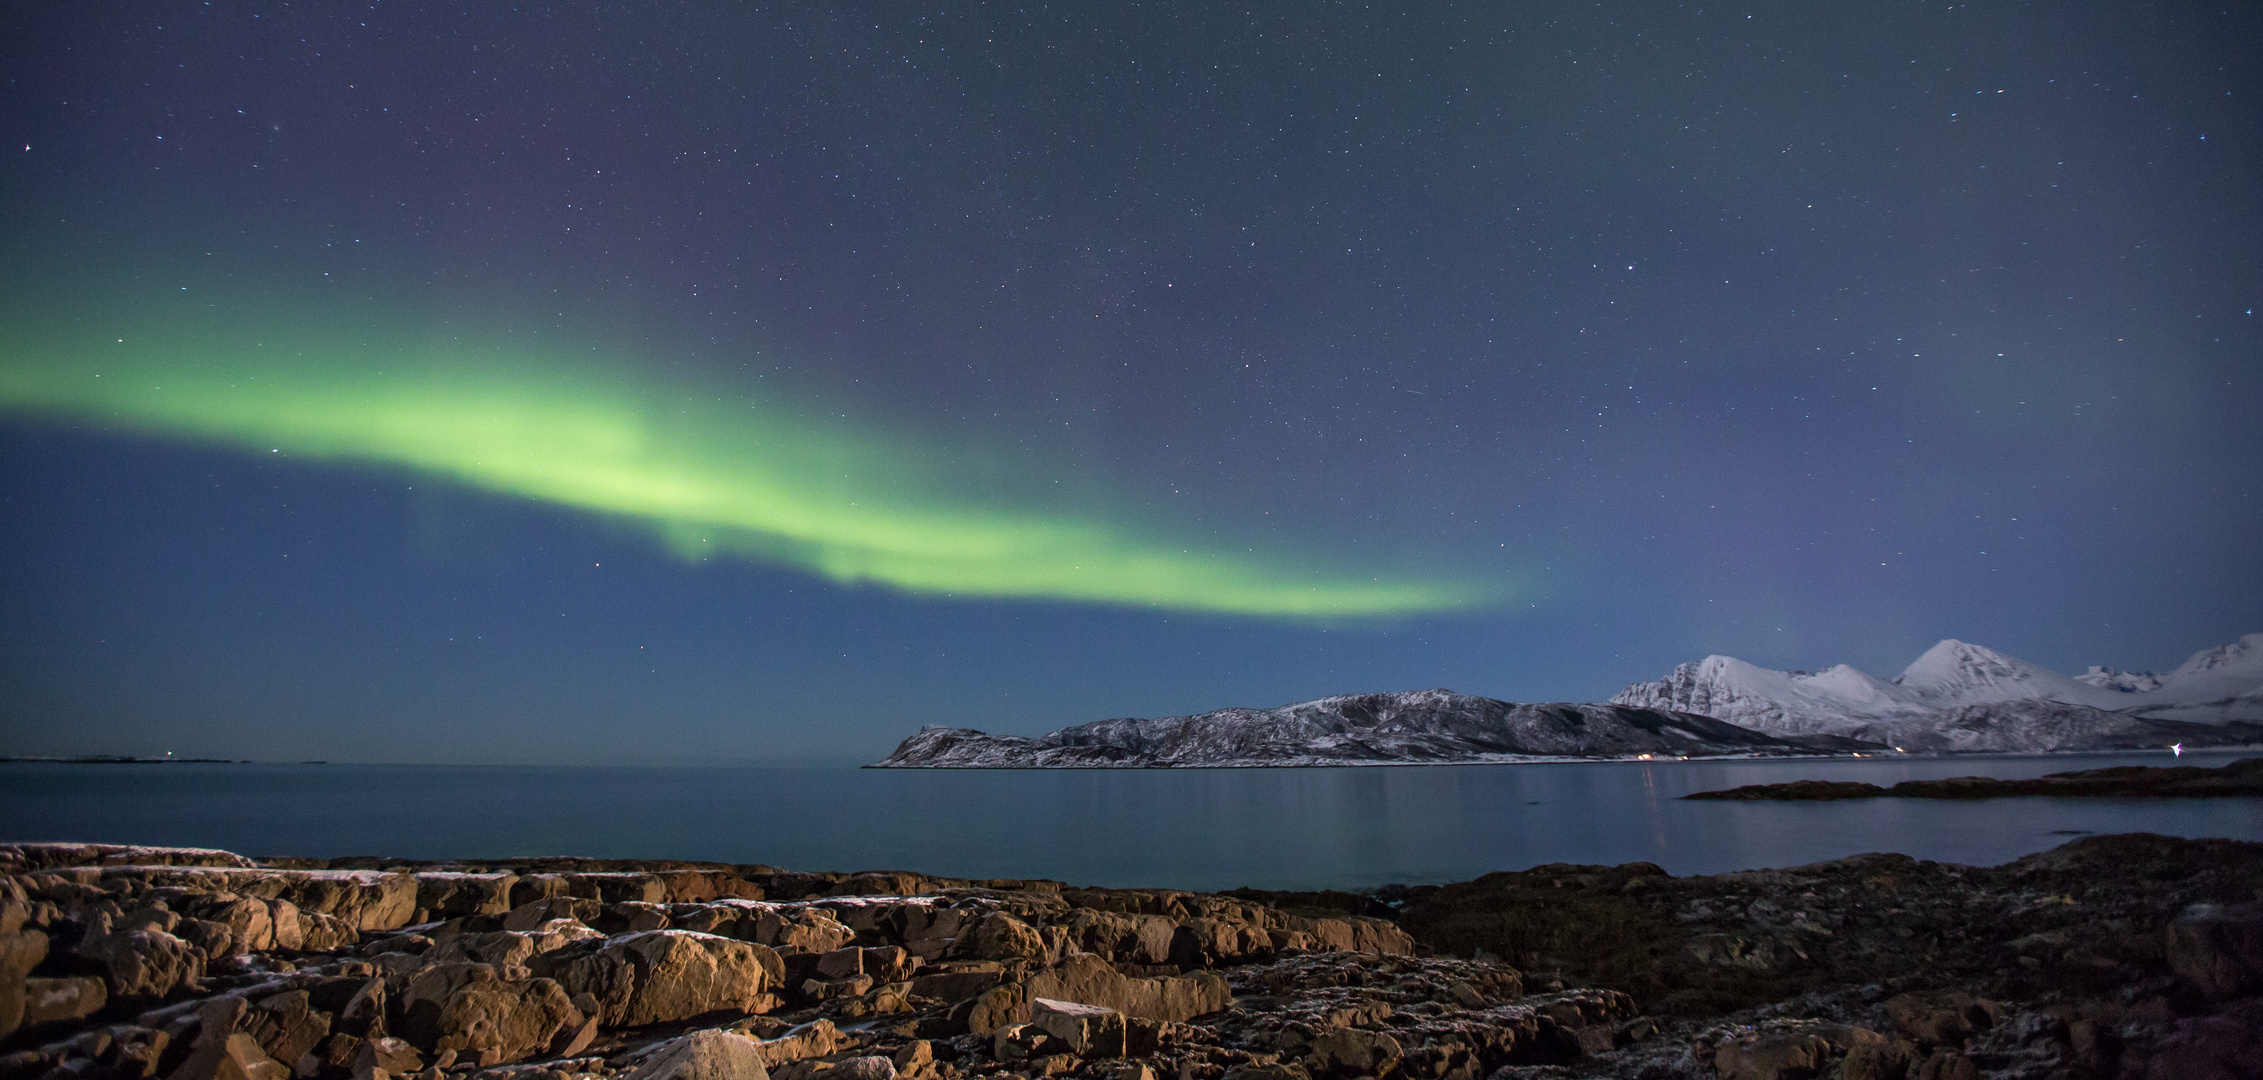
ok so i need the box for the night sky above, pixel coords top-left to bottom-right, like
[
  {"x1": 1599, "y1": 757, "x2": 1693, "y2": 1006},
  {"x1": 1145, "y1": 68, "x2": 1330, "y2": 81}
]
[{"x1": 3, "y1": 2, "x2": 2256, "y2": 765}]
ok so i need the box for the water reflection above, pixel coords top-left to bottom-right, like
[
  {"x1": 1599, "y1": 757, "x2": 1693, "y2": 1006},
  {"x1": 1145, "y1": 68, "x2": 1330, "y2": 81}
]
[{"x1": 2, "y1": 750, "x2": 2257, "y2": 891}]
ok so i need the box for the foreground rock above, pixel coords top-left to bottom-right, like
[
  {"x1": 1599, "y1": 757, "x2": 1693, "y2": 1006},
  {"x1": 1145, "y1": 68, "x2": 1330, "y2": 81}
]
[
  {"x1": 5, "y1": 835, "x2": 2261, "y2": 1080},
  {"x1": 1686, "y1": 755, "x2": 2263, "y2": 801},
  {"x1": 873, "y1": 690, "x2": 1873, "y2": 768},
  {"x1": 0, "y1": 844, "x2": 1441, "y2": 1080},
  {"x1": 1349, "y1": 832, "x2": 2263, "y2": 1077}
]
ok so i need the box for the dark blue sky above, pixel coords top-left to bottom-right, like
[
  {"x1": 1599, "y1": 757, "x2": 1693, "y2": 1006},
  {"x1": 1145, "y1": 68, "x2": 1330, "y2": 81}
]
[{"x1": 3, "y1": 1, "x2": 2257, "y2": 764}]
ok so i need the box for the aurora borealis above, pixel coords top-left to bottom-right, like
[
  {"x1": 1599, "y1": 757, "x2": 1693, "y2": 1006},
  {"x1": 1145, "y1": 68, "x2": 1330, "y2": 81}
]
[
  {"x1": 2, "y1": 3, "x2": 2257, "y2": 765},
  {"x1": 1, "y1": 315, "x2": 1480, "y2": 617}
]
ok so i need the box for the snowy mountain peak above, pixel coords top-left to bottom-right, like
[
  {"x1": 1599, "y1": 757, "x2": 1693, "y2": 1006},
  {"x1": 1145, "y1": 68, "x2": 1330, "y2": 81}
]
[
  {"x1": 1612, "y1": 633, "x2": 2263, "y2": 747},
  {"x1": 2169, "y1": 633, "x2": 2263, "y2": 679},
  {"x1": 1894, "y1": 639, "x2": 2084, "y2": 703}
]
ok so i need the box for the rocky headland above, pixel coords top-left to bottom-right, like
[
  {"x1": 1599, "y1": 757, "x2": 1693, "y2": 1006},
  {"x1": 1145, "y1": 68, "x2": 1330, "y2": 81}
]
[
  {"x1": 1685, "y1": 757, "x2": 2263, "y2": 802},
  {"x1": 872, "y1": 692, "x2": 1873, "y2": 768},
  {"x1": 2, "y1": 835, "x2": 2258, "y2": 1080}
]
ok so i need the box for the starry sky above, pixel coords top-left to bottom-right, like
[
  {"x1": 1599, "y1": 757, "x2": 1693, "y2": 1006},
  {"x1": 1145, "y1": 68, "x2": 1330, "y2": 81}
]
[{"x1": 2, "y1": 2, "x2": 2257, "y2": 765}]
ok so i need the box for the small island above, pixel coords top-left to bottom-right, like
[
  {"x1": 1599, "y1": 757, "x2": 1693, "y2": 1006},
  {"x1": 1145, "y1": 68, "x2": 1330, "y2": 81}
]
[{"x1": 1684, "y1": 756, "x2": 2263, "y2": 801}]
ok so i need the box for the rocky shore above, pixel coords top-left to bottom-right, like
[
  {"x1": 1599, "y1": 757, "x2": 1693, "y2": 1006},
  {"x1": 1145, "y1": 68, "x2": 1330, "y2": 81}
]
[
  {"x1": 1684, "y1": 757, "x2": 2263, "y2": 801},
  {"x1": 2, "y1": 836, "x2": 2257, "y2": 1080}
]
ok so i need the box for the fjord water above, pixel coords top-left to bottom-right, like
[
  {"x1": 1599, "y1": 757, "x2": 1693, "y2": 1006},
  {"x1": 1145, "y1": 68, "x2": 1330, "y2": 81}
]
[{"x1": 4, "y1": 751, "x2": 2257, "y2": 892}]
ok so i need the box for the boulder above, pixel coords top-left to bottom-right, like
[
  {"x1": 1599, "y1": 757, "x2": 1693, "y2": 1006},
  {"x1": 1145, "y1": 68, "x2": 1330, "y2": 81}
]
[
  {"x1": 755, "y1": 909, "x2": 854, "y2": 955},
  {"x1": 658, "y1": 871, "x2": 763, "y2": 904},
  {"x1": 991, "y1": 1022, "x2": 1060, "y2": 1063},
  {"x1": 238, "y1": 990, "x2": 331, "y2": 1066},
  {"x1": 535, "y1": 931, "x2": 774, "y2": 1027},
  {"x1": 271, "y1": 872, "x2": 418, "y2": 932},
  {"x1": 1912, "y1": 1050, "x2": 1977, "y2": 1080},
  {"x1": 77, "y1": 928, "x2": 206, "y2": 999},
  {"x1": 193, "y1": 994, "x2": 252, "y2": 1047},
  {"x1": 1713, "y1": 1033, "x2": 1830, "y2": 1080},
  {"x1": 624, "y1": 1030, "x2": 770, "y2": 1080},
  {"x1": 175, "y1": 920, "x2": 234, "y2": 960},
  {"x1": 413, "y1": 874, "x2": 520, "y2": 919},
  {"x1": 398, "y1": 963, "x2": 495, "y2": 1040},
  {"x1": 0, "y1": 928, "x2": 51, "y2": 1037},
  {"x1": 828, "y1": 1057, "x2": 896, "y2": 1080},
  {"x1": 889, "y1": 1041, "x2": 932, "y2": 1078},
  {"x1": 398, "y1": 965, "x2": 584, "y2": 1065},
  {"x1": 0, "y1": 877, "x2": 32, "y2": 935},
  {"x1": 1838, "y1": 1030, "x2": 1919, "y2": 1080},
  {"x1": 20, "y1": 977, "x2": 107, "y2": 1028},
  {"x1": 265, "y1": 900, "x2": 307, "y2": 951},
  {"x1": 2165, "y1": 902, "x2": 2263, "y2": 1000},
  {"x1": 598, "y1": 903, "x2": 673, "y2": 935},
  {"x1": 1169, "y1": 918, "x2": 1270, "y2": 967},
  {"x1": 967, "y1": 913, "x2": 1046, "y2": 962},
  {"x1": 350, "y1": 1037, "x2": 424, "y2": 1077},
  {"x1": 334, "y1": 979, "x2": 386, "y2": 1039},
  {"x1": 423, "y1": 931, "x2": 541, "y2": 971},
  {"x1": 1306, "y1": 1028, "x2": 1401, "y2": 1077},
  {"x1": 1024, "y1": 954, "x2": 1233, "y2": 1024},
  {"x1": 798, "y1": 975, "x2": 873, "y2": 1002},
  {"x1": 814, "y1": 948, "x2": 863, "y2": 980},
  {"x1": 167, "y1": 1032, "x2": 287, "y2": 1080},
  {"x1": 298, "y1": 1033, "x2": 365, "y2": 1078},
  {"x1": 1032, "y1": 998, "x2": 1126, "y2": 1058},
  {"x1": 296, "y1": 911, "x2": 360, "y2": 953},
  {"x1": 107, "y1": 1024, "x2": 174, "y2": 1079},
  {"x1": 1300, "y1": 918, "x2": 1415, "y2": 957},
  {"x1": 959, "y1": 983, "x2": 1027, "y2": 1036},
  {"x1": 120, "y1": 903, "x2": 181, "y2": 935},
  {"x1": 744, "y1": 1019, "x2": 841, "y2": 1067},
  {"x1": 895, "y1": 906, "x2": 969, "y2": 961},
  {"x1": 861, "y1": 947, "x2": 918, "y2": 983},
  {"x1": 909, "y1": 968, "x2": 1003, "y2": 1005},
  {"x1": 188, "y1": 896, "x2": 276, "y2": 954},
  {"x1": 500, "y1": 897, "x2": 603, "y2": 933},
  {"x1": 559, "y1": 873, "x2": 668, "y2": 905},
  {"x1": 1883, "y1": 991, "x2": 2002, "y2": 1048}
]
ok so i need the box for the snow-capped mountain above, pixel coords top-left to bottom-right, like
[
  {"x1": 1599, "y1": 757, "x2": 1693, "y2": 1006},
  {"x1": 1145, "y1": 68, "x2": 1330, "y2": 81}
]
[
  {"x1": 1610, "y1": 635, "x2": 2263, "y2": 751},
  {"x1": 871, "y1": 690, "x2": 1873, "y2": 768}
]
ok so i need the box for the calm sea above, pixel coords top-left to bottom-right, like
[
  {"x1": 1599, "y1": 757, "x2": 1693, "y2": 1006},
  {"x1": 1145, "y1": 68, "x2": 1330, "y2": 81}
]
[{"x1": 3, "y1": 751, "x2": 2258, "y2": 892}]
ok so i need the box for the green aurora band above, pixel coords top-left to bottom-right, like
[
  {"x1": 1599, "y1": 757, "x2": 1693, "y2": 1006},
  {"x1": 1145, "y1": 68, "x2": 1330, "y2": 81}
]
[{"x1": 0, "y1": 327, "x2": 1493, "y2": 617}]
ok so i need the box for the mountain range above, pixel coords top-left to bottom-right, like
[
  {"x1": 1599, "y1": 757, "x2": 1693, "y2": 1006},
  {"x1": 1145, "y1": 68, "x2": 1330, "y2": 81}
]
[
  {"x1": 874, "y1": 634, "x2": 2263, "y2": 767},
  {"x1": 1608, "y1": 634, "x2": 2263, "y2": 752},
  {"x1": 870, "y1": 692, "x2": 1873, "y2": 768}
]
